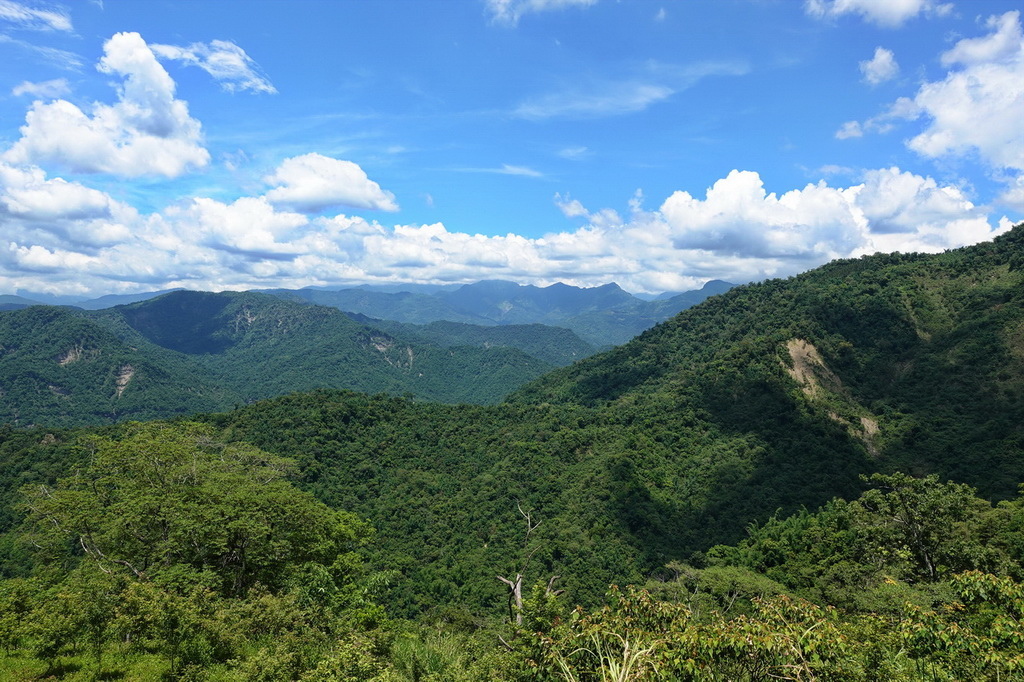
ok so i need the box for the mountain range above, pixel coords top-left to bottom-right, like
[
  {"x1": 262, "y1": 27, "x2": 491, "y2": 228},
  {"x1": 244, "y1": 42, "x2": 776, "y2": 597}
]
[
  {"x1": 2, "y1": 279, "x2": 734, "y2": 348},
  {"x1": 0, "y1": 225, "x2": 1023, "y2": 679},
  {"x1": 0, "y1": 280, "x2": 733, "y2": 426},
  {"x1": 193, "y1": 223, "x2": 1024, "y2": 613},
  {"x1": 263, "y1": 279, "x2": 734, "y2": 347}
]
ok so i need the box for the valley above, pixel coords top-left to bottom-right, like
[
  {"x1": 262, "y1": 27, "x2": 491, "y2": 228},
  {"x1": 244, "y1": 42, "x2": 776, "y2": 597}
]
[{"x1": 1, "y1": 227, "x2": 1024, "y2": 679}]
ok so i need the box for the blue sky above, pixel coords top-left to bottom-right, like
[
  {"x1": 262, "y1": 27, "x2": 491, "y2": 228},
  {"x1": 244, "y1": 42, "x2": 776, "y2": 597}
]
[{"x1": 0, "y1": 0, "x2": 1022, "y2": 297}]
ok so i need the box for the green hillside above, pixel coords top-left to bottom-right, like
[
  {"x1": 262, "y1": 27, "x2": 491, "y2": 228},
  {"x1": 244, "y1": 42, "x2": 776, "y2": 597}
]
[
  {"x1": 512, "y1": 225, "x2": 1024, "y2": 498},
  {"x1": 0, "y1": 291, "x2": 562, "y2": 426},
  {"x1": 1, "y1": 227, "x2": 1023, "y2": 679},
  {"x1": 178, "y1": 224, "x2": 1024, "y2": 619},
  {"x1": 350, "y1": 317, "x2": 597, "y2": 366},
  {"x1": 0, "y1": 305, "x2": 233, "y2": 427}
]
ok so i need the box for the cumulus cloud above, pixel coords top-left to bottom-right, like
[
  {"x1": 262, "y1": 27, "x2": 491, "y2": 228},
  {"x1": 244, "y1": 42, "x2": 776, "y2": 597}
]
[
  {"x1": 0, "y1": 0, "x2": 71, "y2": 31},
  {"x1": 554, "y1": 193, "x2": 589, "y2": 218},
  {"x1": 906, "y1": 11, "x2": 1024, "y2": 172},
  {"x1": 2, "y1": 32, "x2": 209, "y2": 177},
  {"x1": 839, "y1": 11, "x2": 1024, "y2": 206},
  {"x1": 805, "y1": 0, "x2": 952, "y2": 27},
  {"x1": 486, "y1": 0, "x2": 597, "y2": 26},
  {"x1": 151, "y1": 39, "x2": 276, "y2": 94},
  {"x1": 167, "y1": 196, "x2": 308, "y2": 258},
  {"x1": 11, "y1": 78, "x2": 69, "y2": 98},
  {"x1": 860, "y1": 47, "x2": 899, "y2": 85},
  {"x1": 661, "y1": 170, "x2": 863, "y2": 261},
  {"x1": 263, "y1": 153, "x2": 399, "y2": 213},
  {"x1": 835, "y1": 120, "x2": 863, "y2": 139},
  {"x1": 1000, "y1": 175, "x2": 1024, "y2": 212},
  {"x1": 0, "y1": 159, "x2": 1008, "y2": 297},
  {"x1": 0, "y1": 162, "x2": 136, "y2": 251}
]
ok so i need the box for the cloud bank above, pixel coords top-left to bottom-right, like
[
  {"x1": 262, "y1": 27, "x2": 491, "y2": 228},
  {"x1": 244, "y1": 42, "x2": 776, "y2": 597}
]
[{"x1": 0, "y1": 25, "x2": 1017, "y2": 298}]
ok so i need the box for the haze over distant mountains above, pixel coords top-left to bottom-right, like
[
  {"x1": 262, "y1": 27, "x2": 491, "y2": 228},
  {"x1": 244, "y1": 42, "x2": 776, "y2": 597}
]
[
  {"x1": 4, "y1": 279, "x2": 734, "y2": 347},
  {"x1": 0, "y1": 280, "x2": 734, "y2": 426}
]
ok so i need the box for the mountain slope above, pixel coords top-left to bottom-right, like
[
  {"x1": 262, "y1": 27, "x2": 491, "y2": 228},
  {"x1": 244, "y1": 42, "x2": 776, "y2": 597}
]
[
  {"x1": 95, "y1": 290, "x2": 557, "y2": 406},
  {"x1": 0, "y1": 305, "x2": 233, "y2": 426},
  {"x1": 0, "y1": 291, "x2": 565, "y2": 426},
  {"x1": 266, "y1": 279, "x2": 734, "y2": 347},
  {"x1": 347, "y1": 316, "x2": 596, "y2": 366},
  {"x1": 512, "y1": 224, "x2": 1024, "y2": 498},
  {"x1": 200, "y1": 226, "x2": 1024, "y2": 615}
]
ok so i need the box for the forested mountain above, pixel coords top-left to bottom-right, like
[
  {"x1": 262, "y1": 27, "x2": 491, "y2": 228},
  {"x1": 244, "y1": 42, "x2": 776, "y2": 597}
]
[
  {"x1": 346, "y1": 315, "x2": 596, "y2": 366},
  {"x1": 0, "y1": 305, "x2": 233, "y2": 426},
  {"x1": 266, "y1": 279, "x2": 734, "y2": 347},
  {"x1": 0, "y1": 291, "x2": 561, "y2": 425},
  {"x1": 213, "y1": 225, "x2": 1024, "y2": 611},
  {"x1": 1, "y1": 227, "x2": 1024, "y2": 679}
]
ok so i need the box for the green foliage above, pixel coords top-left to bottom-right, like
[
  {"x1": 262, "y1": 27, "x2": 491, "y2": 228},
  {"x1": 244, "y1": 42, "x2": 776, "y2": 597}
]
[
  {"x1": 19, "y1": 421, "x2": 370, "y2": 597},
  {"x1": 0, "y1": 421, "x2": 394, "y2": 679},
  {"x1": 362, "y1": 318, "x2": 597, "y2": 367},
  {"x1": 0, "y1": 291, "x2": 565, "y2": 427},
  {"x1": 1, "y1": 229, "x2": 1024, "y2": 677}
]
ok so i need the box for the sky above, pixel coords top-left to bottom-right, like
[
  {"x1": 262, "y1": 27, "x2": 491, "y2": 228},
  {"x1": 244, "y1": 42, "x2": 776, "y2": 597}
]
[{"x1": 0, "y1": 0, "x2": 1022, "y2": 298}]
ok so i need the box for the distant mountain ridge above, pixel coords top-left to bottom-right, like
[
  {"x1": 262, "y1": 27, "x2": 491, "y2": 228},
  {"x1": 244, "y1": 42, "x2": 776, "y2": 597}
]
[
  {"x1": 0, "y1": 279, "x2": 736, "y2": 426},
  {"x1": 0, "y1": 291, "x2": 566, "y2": 426},
  {"x1": 5, "y1": 280, "x2": 735, "y2": 349},
  {"x1": 266, "y1": 279, "x2": 735, "y2": 347}
]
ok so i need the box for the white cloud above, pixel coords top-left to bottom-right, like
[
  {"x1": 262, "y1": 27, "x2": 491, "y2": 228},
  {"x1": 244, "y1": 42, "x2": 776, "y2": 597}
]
[
  {"x1": 11, "y1": 78, "x2": 69, "y2": 98},
  {"x1": 554, "y1": 193, "x2": 589, "y2": 218},
  {"x1": 0, "y1": 34, "x2": 83, "y2": 69},
  {"x1": 805, "y1": 0, "x2": 952, "y2": 27},
  {"x1": 516, "y1": 82, "x2": 673, "y2": 119},
  {"x1": 661, "y1": 170, "x2": 863, "y2": 260},
  {"x1": 0, "y1": 0, "x2": 71, "y2": 31},
  {"x1": 855, "y1": 167, "x2": 983, "y2": 237},
  {"x1": 860, "y1": 47, "x2": 899, "y2": 85},
  {"x1": 906, "y1": 11, "x2": 1024, "y2": 172},
  {"x1": 558, "y1": 146, "x2": 589, "y2": 160},
  {"x1": 168, "y1": 196, "x2": 308, "y2": 258},
  {"x1": 496, "y1": 164, "x2": 543, "y2": 177},
  {"x1": 151, "y1": 39, "x2": 276, "y2": 94},
  {"x1": 0, "y1": 160, "x2": 1008, "y2": 297},
  {"x1": 452, "y1": 164, "x2": 545, "y2": 177},
  {"x1": 839, "y1": 11, "x2": 1024, "y2": 205},
  {"x1": 1000, "y1": 175, "x2": 1024, "y2": 211},
  {"x1": 516, "y1": 61, "x2": 746, "y2": 120},
  {"x1": 835, "y1": 120, "x2": 863, "y2": 139},
  {"x1": 0, "y1": 162, "x2": 136, "y2": 251},
  {"x1": 486, "y1": 0, "x2": 597, "y2": 26},
  {"x1": 2, "y1": 32, "x2": 210, "y2": 177},
  {"x1": 263, "y1": 153, "x2": 399, "y2": 213},
  {"x1": 659, "y1": 168, "x2": 1002, "y2": 270}
]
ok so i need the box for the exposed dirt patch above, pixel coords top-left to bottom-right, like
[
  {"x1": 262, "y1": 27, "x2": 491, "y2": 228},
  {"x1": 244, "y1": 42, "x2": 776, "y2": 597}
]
[
  {"x1": 58, "y1": 344, "x2": 98, "y2": 366},
  {"x1": 785, "y1": 339, "x2": 842, "y2": 398},
  {"x1": 785, "y1": 338, "x2": 881, "y2": 456},
  {"x1": 115, "y1": 364, "x2": 135, "y2": 398}
]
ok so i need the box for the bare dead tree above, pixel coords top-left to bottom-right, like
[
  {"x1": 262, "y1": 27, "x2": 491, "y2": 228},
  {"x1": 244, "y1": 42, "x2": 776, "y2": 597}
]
[{"x1": 497, "y1": 501, "x2": 563, "y2": 625}]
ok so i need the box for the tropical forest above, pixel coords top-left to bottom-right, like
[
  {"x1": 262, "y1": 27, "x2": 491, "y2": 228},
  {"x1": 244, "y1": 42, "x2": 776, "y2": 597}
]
[{"x1": 0, "y1": 225, "x2": 1023, "y2": 679}]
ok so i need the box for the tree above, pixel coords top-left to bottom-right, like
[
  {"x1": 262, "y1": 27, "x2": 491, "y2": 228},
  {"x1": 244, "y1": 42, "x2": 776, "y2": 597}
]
[
  {"x1": 18, "y1": 421, "x2": 371, "y2": 598},
  {"x1": 850, "y1": 472, "x2": 992, "y2": 582}
]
